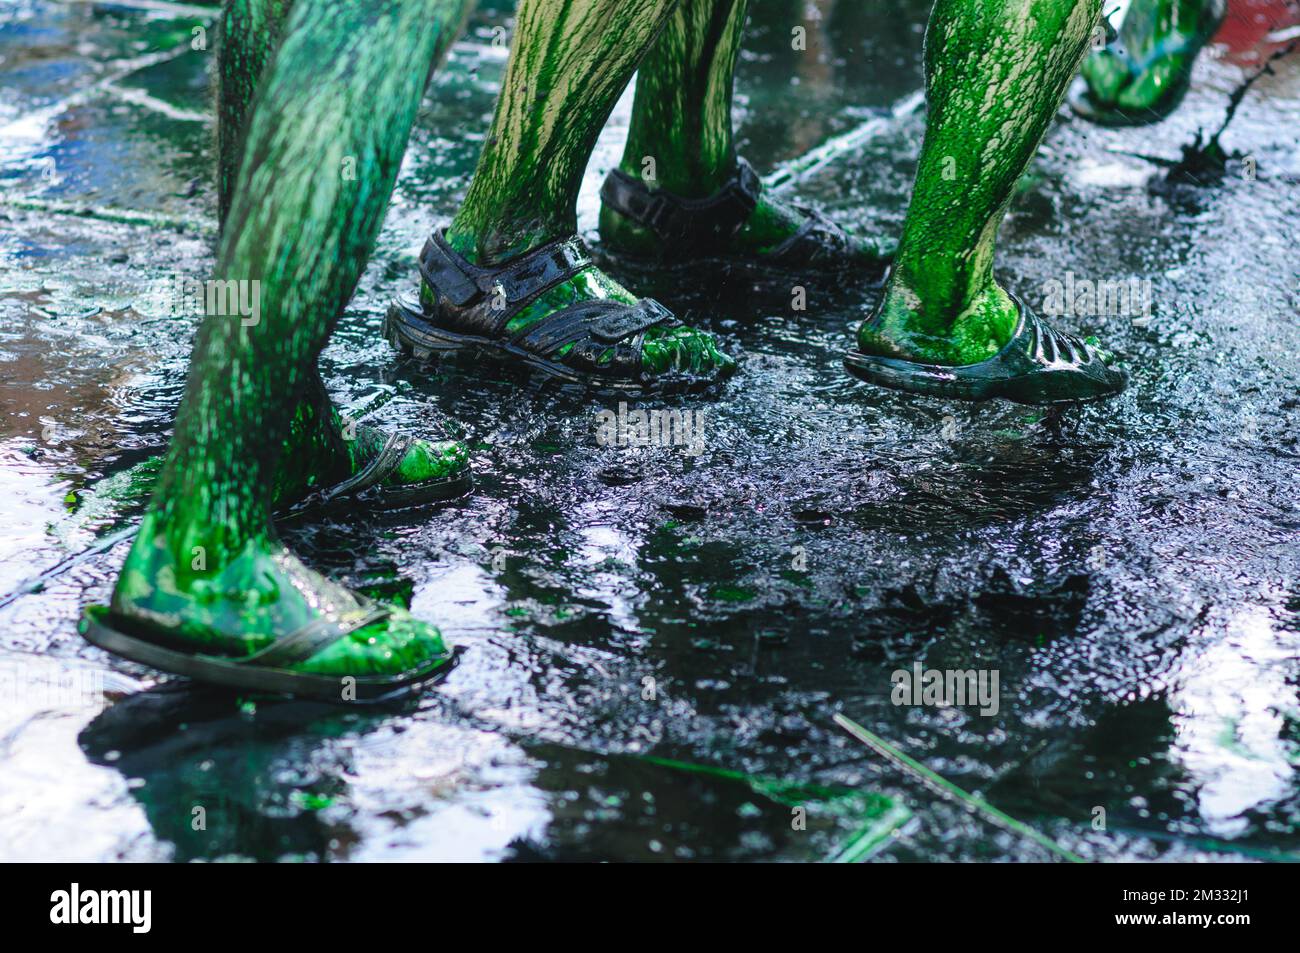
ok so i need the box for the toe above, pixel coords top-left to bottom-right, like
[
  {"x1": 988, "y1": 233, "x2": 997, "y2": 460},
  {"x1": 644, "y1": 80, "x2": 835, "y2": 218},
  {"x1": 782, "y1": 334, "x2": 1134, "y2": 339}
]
[
  {"x1": 642, "y1": 325, "x2": 736, "y2": 378},
  {"x1": 1081, "y1": 334, "x2": 1117, "y2": 366},
  {"x1": 298, "y1": 607, "x2": 451, "y2": 677},
  {"x1": 394, "y1": 437, "x2": 469, "y2": 484}
]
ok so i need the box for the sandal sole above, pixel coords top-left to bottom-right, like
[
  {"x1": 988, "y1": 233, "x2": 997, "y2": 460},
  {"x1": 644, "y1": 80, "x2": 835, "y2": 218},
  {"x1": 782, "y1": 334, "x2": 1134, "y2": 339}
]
[
  {"x1": 282, "y1": 465, "x2": 472, "y2": 520},
  {"x1": 384, "y1": 293, "x2": 730, "y2": 396},
  {"x1": 843, "y1": 350, "x2": 1125, "y2": 406},
  {"x1": 80, "y1": 606, "x2": 455, "y2": 704}
]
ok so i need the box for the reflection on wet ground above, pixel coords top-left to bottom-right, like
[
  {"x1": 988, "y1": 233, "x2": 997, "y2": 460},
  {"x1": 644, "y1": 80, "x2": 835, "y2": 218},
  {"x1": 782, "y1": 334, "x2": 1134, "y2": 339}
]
[{"x1": 1, "y1": 0, "x2": 1297, "y2": 861}]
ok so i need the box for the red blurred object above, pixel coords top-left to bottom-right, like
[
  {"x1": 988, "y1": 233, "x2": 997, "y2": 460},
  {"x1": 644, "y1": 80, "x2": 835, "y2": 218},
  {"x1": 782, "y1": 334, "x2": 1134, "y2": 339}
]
[{"x1": 1214, "y1": 0, "x2": 1300, "y2": 64}]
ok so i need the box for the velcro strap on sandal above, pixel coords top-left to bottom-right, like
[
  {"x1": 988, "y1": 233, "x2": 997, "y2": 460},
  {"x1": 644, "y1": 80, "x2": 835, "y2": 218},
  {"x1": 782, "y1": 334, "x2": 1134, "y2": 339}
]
[
  {"x1": 589, "y1": 298, "x2": 673, "y2": 342},
  {"x1": 317, "y1": 431, "x2": 411, "y2": 502},
  {"x1": 600, "y1": 158, "x2": 762, "y2": 246},
  {"x1": 418, "y1": 230, "x2": 593, "y2": 311},
  {"x1": 495, "y1": 237, "x2": 591, "y2": 305},
  {"x1": 513, "y1": 297, "x2": 674, "y2": 357},
  {"x1": 419, "y1": 234, "x2": 483, "y2": 307},
  {"x1": 759, "y1": 205, "x2": 851, "y2": 266}
]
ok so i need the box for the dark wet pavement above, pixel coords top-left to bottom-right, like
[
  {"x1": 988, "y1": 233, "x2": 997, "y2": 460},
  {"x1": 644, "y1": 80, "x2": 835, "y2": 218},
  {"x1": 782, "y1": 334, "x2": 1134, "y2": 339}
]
[{"x1": 2, "y1": 0, "x2": 1298, "y2": 861}]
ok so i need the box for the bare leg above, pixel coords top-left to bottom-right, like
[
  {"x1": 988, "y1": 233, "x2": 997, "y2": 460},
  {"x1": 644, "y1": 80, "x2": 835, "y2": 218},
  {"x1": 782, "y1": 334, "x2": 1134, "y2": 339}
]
[
  {"x1": 860, "y1": 0, "x2": 1105, "y2": 367},
  {"x1": 104, "y1": 0, "x2": 473, "y2": 685},
  {"x1": 417, "y1": 0, "x2": 733, "y2": 385},
  {"x1": 601, "y1": 0, "x2": 887, "y2": 264},
  {"x1": 210, "y1": 0, "x2": 471, "y2": 511}
]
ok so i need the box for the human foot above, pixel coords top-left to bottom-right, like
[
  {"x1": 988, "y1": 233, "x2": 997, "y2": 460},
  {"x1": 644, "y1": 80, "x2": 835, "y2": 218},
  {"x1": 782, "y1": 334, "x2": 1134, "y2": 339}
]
[
  {"x1": 272, "y1": 390, "x2": 470, "y2": 510},
  {"x1": 84, "y1": 511, "x2": 453, "y2": 701},
  {"x1": 71, "y1": 393, "x2": 470, "y2": 531},
  {"x1": 1071, "y1": 0, "x2": 1226, "y2": 125},
  {"x1": 857, "y1": 280, "x2": 1023, "y2": 367},
  {"x1": 847, "y1": 283, "x2": 1126, "y2": 405},
  {"x1": 598, "y1": 158, "x2": 892, "y2": 271},
  {"x1": 385, "y1": 230, "x2": 735, "y2": 392}
]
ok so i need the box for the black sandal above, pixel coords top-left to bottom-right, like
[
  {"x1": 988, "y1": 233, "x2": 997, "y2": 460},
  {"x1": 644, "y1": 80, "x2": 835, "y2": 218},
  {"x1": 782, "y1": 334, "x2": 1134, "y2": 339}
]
[
  {"x1": 290, "y1": 425, "x2": 471, "y2": 514},
  {"x1": 599, "y1": 157, "x2": 862, "y2": 272},
  {"x1": 385, "y1": 231, "x2": 730, "y2": 392},
  {"x1": 79, "y1": 601, "x2": 455, "y2": 703},
  {"x1": 843, "y1": 292, "x2": 1128, "y2": 405}
]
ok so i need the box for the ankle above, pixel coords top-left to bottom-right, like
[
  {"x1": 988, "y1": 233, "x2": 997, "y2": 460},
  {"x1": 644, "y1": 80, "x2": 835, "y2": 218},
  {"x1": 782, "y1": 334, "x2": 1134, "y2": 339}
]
[
  {"x1": 615, "y1": 147, "x2": 735, "y2": 199},
  {"x1": 445, "y1": 208, "x2": 573, "y2": 267},
  {"x1": 603, "y1": 155, "x2": 797, "y2": 253},
  {"x1": 442, "y1": 221, "x2": 499, "y2": 266},
  {"x1": 862, "y1": 277, "x2": 1019, "y2": 366},
  {"x1": 283, "y1": 396, "x2": 346, "y2": 468}
]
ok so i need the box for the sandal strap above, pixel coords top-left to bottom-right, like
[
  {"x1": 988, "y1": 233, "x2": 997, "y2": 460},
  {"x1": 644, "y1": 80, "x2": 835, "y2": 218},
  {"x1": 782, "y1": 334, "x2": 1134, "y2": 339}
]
[
  {"x1": 316, "y1": 430, "x2": 412, "y2": 503},
  {"x1": 419, "y1": 229, "x2": 592, "y2": 320},
  {"x1": 512, "y1": 297, "x2": 674, "y2": 358},
  {"x1": 1023, "y1": 305, "x2": 1098, "y2": 368},
  {"x1": 761, "y1": 205, "x2": 851, "y2": 266},
  {"x1": 600, "y1": 158, "x2": 761, "y2": 248},
  {"x1": 241, "y1": 600, "x2": 391, "y2": 669}
]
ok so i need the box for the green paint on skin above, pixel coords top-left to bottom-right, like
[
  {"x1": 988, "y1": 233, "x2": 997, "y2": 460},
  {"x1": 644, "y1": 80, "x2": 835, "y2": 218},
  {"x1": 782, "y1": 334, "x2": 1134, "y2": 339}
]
[
  {"x1": 67, "y1": 406, "x2": 469, "y2": 538},
  {"x1": 219, "y1": 0, "x2": 469, "y2": 497},
  {"x1": 443, "y1": 0, "x2": 732, "y2": 379},
  {"x1": 271, "y1": 402, "x2": 470, "y2": 499},
  {"x1": 601, "y1": 0, "x2": 883, "y2": 261},
  {"x1": 448, "y1": 0, "x2": 678, "y2": 260},
  {"x1": 1080, "y1": 0, "x2": 1223, "y2": 112},
  {"x1": 291, "y1": 791, "x2": 335, "y2": 811},
  {"x1": 623, "y1": 0, "x2": 751, "y2": 198},
  {"x1": 858, "y1": 0, "x2": 1104, "y2": 367},
  {"x1": 217, "y1": 0, "x2": 293, "y2": 230},
  {"x1": 110, "y1": 0, "x2": 474, "y2": 677}
]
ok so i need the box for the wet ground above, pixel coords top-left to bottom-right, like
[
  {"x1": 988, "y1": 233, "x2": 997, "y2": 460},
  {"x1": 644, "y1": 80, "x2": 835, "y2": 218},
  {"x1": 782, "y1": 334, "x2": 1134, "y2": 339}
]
[{"x1": 1, "y1": 0, "x2": 1298, "y2": 862}]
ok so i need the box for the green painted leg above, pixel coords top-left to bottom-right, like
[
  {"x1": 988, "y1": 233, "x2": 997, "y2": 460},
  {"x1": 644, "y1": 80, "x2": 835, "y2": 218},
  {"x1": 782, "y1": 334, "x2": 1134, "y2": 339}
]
[
  {"x1": 217, "y1": 0, "x2": 293, "y2": 230},
  {"x1": 847, "y1": 0, "x2": 1126, "y2": 403},
  {"x1": 599, "y1": 0, "x2": 889, "y2": 268},
  {"x1": 91, "y1": 0, "x2": 473, "y2": 696},
  {"x1": 214, "y1": 0, "x2": 470, "y2": 511},
  {"x1": 447, "y1": 0, "x2": 678, "y2": 258},
  {"x1": 75, "y1": 406, "x2": 470, "y2": 538},
  {"x1": 402, "y1": 0, "x2": 733, "y2": 388},
  {"x1": 1072, "y1": 0, "x2": 1226, "y2": 125},
  {"x1": 619, "y1": 0, "x2": 750, "y2": 199}
]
